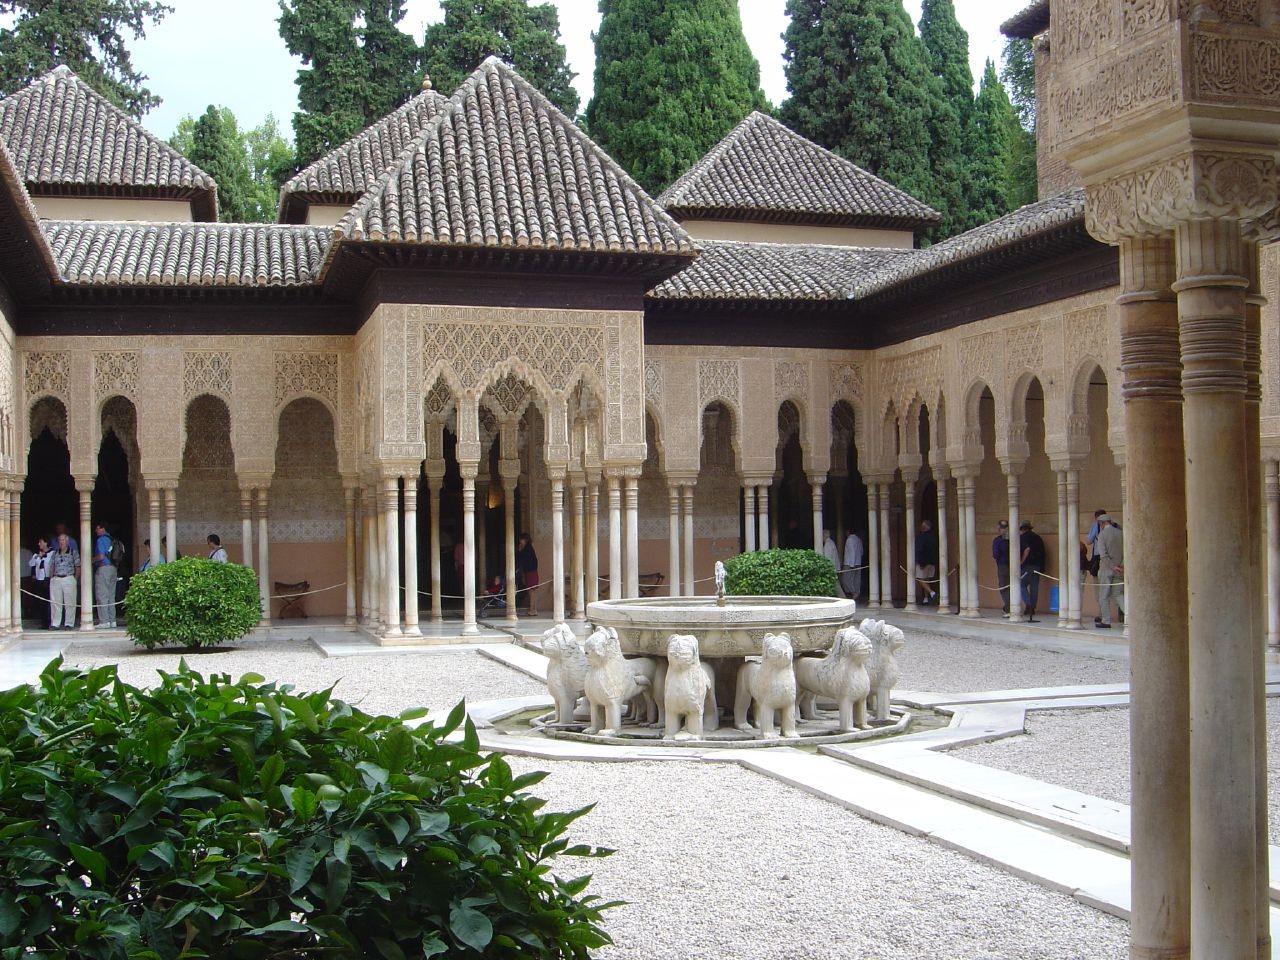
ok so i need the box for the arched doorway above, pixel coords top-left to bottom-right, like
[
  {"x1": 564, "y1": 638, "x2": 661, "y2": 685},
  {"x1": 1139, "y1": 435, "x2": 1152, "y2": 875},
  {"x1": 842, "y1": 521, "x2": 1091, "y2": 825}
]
[
  {"x1": 775, "y1": 400, "x2": 808, "y2": 549},
  {"x1": 178, "y1": 394, "x2": 237, "y2": 562}
]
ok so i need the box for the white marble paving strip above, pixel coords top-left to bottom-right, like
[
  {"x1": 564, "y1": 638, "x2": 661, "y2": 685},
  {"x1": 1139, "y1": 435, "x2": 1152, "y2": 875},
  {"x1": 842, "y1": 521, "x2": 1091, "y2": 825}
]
[
  {"x1": 478, "y1": 644, "x2": 549, "y2": 682},
  {"x1": 898, "y1": 683, "x2": 1131, "y2": 708}
]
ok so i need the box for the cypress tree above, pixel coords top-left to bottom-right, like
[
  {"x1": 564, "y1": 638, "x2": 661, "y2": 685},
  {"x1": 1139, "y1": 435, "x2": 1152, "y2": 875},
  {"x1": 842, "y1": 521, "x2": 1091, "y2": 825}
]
[
  {"x1": 1001, "y1": 36, "x2": 1038, "y2": 207},
  {"x1": 422, "y1": 0, "x2": 578, "y2": 117},
  {"x1": 187, "y1": 106, "x2": 255, "y2": 223},
  {"x1": 781, "y1": 0, "x2": 935, "y2": 215},
  {"x1": 586, "y1": 0, "x2": 770, "y2": 194},
  {"x1": 919, "y1": 0, "x2": 973, "y2": 238},
  {"x1": 966, "y1": 60, "x2": 1018, "y2": 226}
]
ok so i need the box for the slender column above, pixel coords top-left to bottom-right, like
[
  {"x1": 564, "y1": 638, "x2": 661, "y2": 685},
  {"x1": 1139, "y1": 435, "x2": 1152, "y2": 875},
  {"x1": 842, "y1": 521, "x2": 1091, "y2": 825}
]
[
  {"x1": 343, "y1": 486, "x2": 357, "y2": 625},
  {"x1": 624, "y1": 473, "x2": 639, "y2": 599},
  {"x1": 937, "y1": 475, "x2": 950, "y2": 612},
  {"x1": 756, "y1": 484, "x2": 769, "y2": 551},
  {"x1": 586, "y1": 476, "x2": 600, "y2": 605},
  {"x1": 379, "y1": 477, "x2": 402, "y2": 637},
  {"x1": 8, "y1": 486, "x2": 19, "y2": 630},
  {"x1": 550, "y1": 474, "x2": 566, "y2": 622},
  {"x1": 667, "y1": 484, "x2": 681, "y2": 597},
  {"x1": 1055, "y1": 470, "x2": 1069, "y2": 627},
  {"x1": 1066, "y1": 470, "x2": 1082, "y2": 629},
  {"x1": 743, "y1": 483, "x2": 757, "y2": 552},
  {"x1": 402, "y1": 475, "x2": 420, "y2": 637},
  {"x1": 877, "y1": 482, "x2": 891, "y2": 608},
  {"x1": 903, "y1": 477, "x2": 917, "y2": 611},
  {"x1": 810, "y1": 475, "x2": 824, "y2": 556},
  {"x1": 866, "y1": 484, "x2": 880, "y2": 606},
  {"x1": 163, "y1": 486, "x2": 177, "y2": 578},
  {"x1": 607, "y1": 473, "x2": 621, "y2": 599},
  {"x1": 0, "y1": 483, "x2": 11, "y2": 631},
  {"x1": 1268, "y1": 460, "x2": 1280, "y2": 649},
  {"x1": 476, "y1": 478, "x2": 488, "y2": 598},
  {"x1": 428, "y1": 477, "x2": 444, "y2": 623},
  {"x1": 256, "y1": 487, "x2": 271, "y2": 626},
  {"x1": 966, "y1": 477, "x2": 980, "y2": 617},
  {"x1": 460, "y1": 465, "x2": 478, "y2": 635},
  {"x1": 1005, "y1": 468, "x2": 1022, "y2": 620},
  {"x1": 75, "y1": 481, "x2": 94, "y2": 630},
  {"x1": 571, "y1": 480, "x2": 585, "y2": 617},
  {"x1": 1173, "y1": 220, "x2": 1253, "y2": 960},
  {"x1": 503, "y1": 479, "x2": 518, "y2": 623},
  {"x1": 681, "y1": 484, "x2": 695, "y2": 597},
  {"x1": 239, "y1": 486, "x2": 254, "y2": 570},
  {"x1": 360, "y1": 488, "x2": 373, "y2": 622},
  {"x1": 147, "y1": 484, "x2": 162, "y2": 568},
  {"x1": 832, "y1": 475, "x2": 846, "y2": 546}
]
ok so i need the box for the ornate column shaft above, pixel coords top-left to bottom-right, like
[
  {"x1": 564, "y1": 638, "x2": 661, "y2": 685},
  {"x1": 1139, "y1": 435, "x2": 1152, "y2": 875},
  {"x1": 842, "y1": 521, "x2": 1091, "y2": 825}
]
[
  {"x1": 503, "y1": 478, "x2": 518, "y2": 624},
  {"x1": 936, "y1": 475, "x2": 950, "y2": 612},
  {"x1": 1174, "y1": 218, "x2": 1255, "y2": 959},
  {"x1": 903, "y1": 476, "x2": 917, "y2": 612},
  {"x1": 954, "y1": 476, "x2": 971, "y2": 616},
  {"x1": 147, "y1": 483, "x2": 163, "y2": 571},
  {"x1": 667, "y1": 483, "x2": 681, "y2": 598},
  {"x1": 607, "y1": 473, "x2": 621, "y2": 599},
  {"x1": 1055, "y1": 470, "x2": 1069, "y2": 627},
  {"x1": 866, "y1": 483, "x2": 880, "y2": 607},
  {"x1": 756, "y1": 484, "x2": 769, "y2": 551},
  {"x1": 402, "y1": 474, "x2": 420, "y2": 637},
  {"x1": 239, "y1": 486, "x2": 254, "y2": 570},
  {"x1": 163, "y1": 486, "x2": 177, "y2": 585},
  {"x1": 571, "y1": 480, "x2": 585, "y2": 617},
  {"x1": 1004, "y1": 466, "x2": 1022, "y2": 620},
  {"x1": 624, "y1": 472, "x2": 639, "y2": 599},
  {"x1": 743, "y1": 483, "x2": 757, "y2": 553},
  {"x1": 360, "y1": 488, "x2": 372, "y2": 622},
  {"x1": 460, "y1": 464, "x2": 478, "y2": 635},
  {"x1": 77, "y1": 479, "x2": 93, "y2": 631},
  {"x1": 681, "y1": 483, "x2": 695, "y2": 596},
  {"x1": 550, "y1": 473, "x2": 566, "y2": 622},
  {"x1": 0, "y1": 483, "x2": 11, "y2": 631},
  {"x1": 877, "y1": 482, "x2": 891, "y2": 608},
  {"x1": 1066, "y1": 469, "x2": 1082, "y2": 629},
  {"x1": 831, "y1": 475, "x2": 846, "y2": 546},
  {"x1": 428, "y1": 475, "x2": 444, "y2": 624},
  {"x1": 343, "y1": 485, "x2": 357, "y2": 625},
  {"x1": 1268, "y1": 460, "x2": 1280, "y2": 649},
  {"x1": 256, "y1": 487, "x2": 271, "y2": 626},
  {"x1": 586, "y1": 476, "x2": 601, "y2": 605},
  {"x1": 8, "y1": 486, "x2": 19, "y2": 629},
  {"x1": 810, "y1": 475, "x2": 824, "y2": 559}
]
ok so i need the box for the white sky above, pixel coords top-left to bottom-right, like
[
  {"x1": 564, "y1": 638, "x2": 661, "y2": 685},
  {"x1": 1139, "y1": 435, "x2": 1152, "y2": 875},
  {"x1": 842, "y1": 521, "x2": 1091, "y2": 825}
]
[{"x1": 132, "y1": 0, "x2": 1029, "y2": 140}]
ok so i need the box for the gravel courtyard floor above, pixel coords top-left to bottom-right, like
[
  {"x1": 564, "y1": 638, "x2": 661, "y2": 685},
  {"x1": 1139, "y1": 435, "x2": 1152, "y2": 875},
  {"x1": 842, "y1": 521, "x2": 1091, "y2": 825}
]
[{"x1": 60, "y1": 631, "x2": 1139, "y2": 959}]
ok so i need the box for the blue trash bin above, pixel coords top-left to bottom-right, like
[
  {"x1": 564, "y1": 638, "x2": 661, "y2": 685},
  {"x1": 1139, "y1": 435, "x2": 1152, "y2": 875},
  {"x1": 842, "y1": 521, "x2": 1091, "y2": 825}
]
[{"x1": 1049, "y1": 585, "x2": 1060, "y2": 613}]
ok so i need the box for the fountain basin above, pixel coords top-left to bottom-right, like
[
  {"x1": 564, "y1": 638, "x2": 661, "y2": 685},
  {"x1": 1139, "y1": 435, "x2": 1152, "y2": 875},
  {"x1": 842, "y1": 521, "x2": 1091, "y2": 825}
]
[{"x1": 586, "y1": 595, "x2": 858, "y2": 658}]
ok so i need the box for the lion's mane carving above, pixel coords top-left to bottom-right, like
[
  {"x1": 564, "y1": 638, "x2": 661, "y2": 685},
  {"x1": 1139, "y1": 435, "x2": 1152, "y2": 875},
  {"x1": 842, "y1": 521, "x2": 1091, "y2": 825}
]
[
  {"x1": 584, "y1": 626, "x2": 648, "y2": 736},
  {"x1": 663, "y1": 634, "x2": 718, "y2": 741},
  {"x1": 733, "y1": 632, "x2": 799, "y2": 739},
  {"x1": 543, "y1": 623, "x2": 587, "y2": 725},
  {"x1": 861, "y1": 618, "x2": 906, "y2": 721},
  {"x1": 795, "y1": 626, "x2": 872, "y2": 731}
]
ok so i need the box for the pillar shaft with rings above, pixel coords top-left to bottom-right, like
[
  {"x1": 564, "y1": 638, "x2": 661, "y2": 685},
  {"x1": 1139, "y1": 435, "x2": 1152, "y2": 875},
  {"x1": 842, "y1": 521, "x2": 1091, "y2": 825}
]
[
  {"x1": 77, "y1": 481, "x2": 93, "y2": 630},
  {"x1": 343, "y1": 486, "x2": 357, "y2": 625},
  {"x1": 164, "y1": 486, "x2": 177, "y2": 588},
  {"x1": 503, "y1": 478, "x2": 518, "y2": 623},
  {"x1": 551, "y1": 474, "x2": 566, "y2": 622},
  {"x1": 667, "y1": 483, "x2": 681, "y2": 598},
  {"x1": 460, "y1": 464, "x2": 478, "y2": 635},
  {"x1": 1004, "y1": 467, "x2": 1022, "y2": 620},
  {"x1": 402, "y1": 473, "x2": 420, "y2": 637},
  {"x1": 571, "y1": 480, "x2": 585, "y2": 617},
  {"x1": 624, "y1": 473, "x2": 639, "y2": 600},
  {"x1": 240, "y1": 486, "x2": 254, "y2": 569},
  {"x1": 936, "y1": 474, "x2": 950, "y2": 612},
  {"x1": 586, "y1": 476, "x2": 600, "y2": 605},
  {"x1": 756, "y1": 483, "x2": 769, "y2": 551},
  {"x1": 866, "y1": 483, "x2": 880, "y2": 606},
  {"x1": 1055, "y1": 469, "x2": 1069, "y2": 627},
  {"x1": 1065, "y1": 469, "x2": 1082, "y2": 629},
  {"x1": 147, "y1": 483, "x2": 163, "y2": 571},
  {"x1": 607, "y1": 473, "x2": 622, "y2": 599},
  {"x1": 743, "y1": 483, "x2": 756, "y2": 553},
  {"x1": 256, "y1": 487, "x2": 271, "y2": 626},
  {"x1": 681, "y1": 483, "x2": 695, "y2": 596},
  {"x1": 428, "y1": 475, "x2": 444, "y2": 623},
  {"x1": 810, "y1": 476, "x2": 824, "y2": 558},
  {"x1": 877, "y1": 482, "x2": 891, "y2": 607},
  {"x1": 903, "y1": 476, "x2": 917, "y2": 611}
]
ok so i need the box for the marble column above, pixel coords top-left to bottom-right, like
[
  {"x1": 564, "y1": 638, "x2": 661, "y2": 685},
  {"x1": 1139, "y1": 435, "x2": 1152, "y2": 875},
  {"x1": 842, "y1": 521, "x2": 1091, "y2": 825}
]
[
  {"x1": 903, "y1": 476, "x2": 917, "y2": 611},
  {"x1": 681, "y1": 483, "x2": 695, "y2": 597},
  {"x1": 810, "y1": 475, "x2": 824, "y2": 557},
  {"x1": 831, "y1": 475, "x2": 846, "y2": 546},
  {"x1": 866, "y1": 484, "x2": 880, "y2": 607},
  {"x1": 343, "y1": 485, "x2": 357, "y2": 625},
  {"x1": 460, "y1": 465, "x2": 478, "y2": 635},
  {"x1": 607, "y1": 473, "x2": 621, "y2": 599},
  {"x1": 402, "y1": 474, "x2": 420, "y2": 637},
  {"x1": 937, "y1": 475, "x2": 950, "y2": 612},
  {"x1": 877, "y1": 482, "x2": 891, "y2": 608},
  {"x1": 965, "y1": 477, "x2": 980, "y2": 618},
  {"x1": 571, "y1": 480, "x2": 585, "y2": 617},
  {"x1": 8, "y1": 486, "x2": 19, "y2": 630},
  {"x1": 954, "y1": 476, "x2": 970, "y2": 616},
  {"x1": 667, "y1": 483, "x2": 681, "y2": 597},
  {"x1": 379, "y1": 477, "x2": 402, "y2": 638},
  {"x1": 743, "y1": 483, "x2": 757, "y2": 553},
  {"x1": 1055, "y1": 470, "x2": 1069, "y2": 627},
  {"x1": 756, "y1": 484, "x2": 769, "y2": 551},
  {"x1": 361, "y1": 488, "x2": 373, "y2": 623},
  {"x1": 77, "y1": 480, "x2": 93, "y2": 631},
  {"x1": 475, "y1": 478, "x2": 488, "y2": 596},
  {"x1": 1268, "y1": 460, "x2": 1280, "y2": 649},
  {"x1": 503, "y1": 478, "x2": 518, "y2": 623},
  {"x1": 1174, "y1": 219, "x2": 1254, "y2": 959},
  {"x1": 586, "y1": 477, "x2": 600, "y2": 605},
  {"x1": 428, "y1": 476, "x2": 444, "y2": 624},
  {"x1": 147, "y1": 484, "x2": 163, "y2": 571},
  {"x1": 1066, "y1": 469, "x2": 1082, "y2": 629},
  {"x1": 1004, "y1": 468, "x2": 1022, "y2": 620},
  {"x1": 163, "y1": 486, "x2": 177, "y2": 580},
  {"x1": 239, "y1": 486, "x2": 254, "y2": 570},
  {"x1": 256, "y1": 487, "x2": 271, "y2": 626},
  {"x1": 624, "y1": 473, "x2": 639, "y2": 600},
  {"x1": 550, "y1": 474, "x2": 566, "y2": 622},
  {"x1": 0, "y1": 484, "x2": 10, "y2": 632}
]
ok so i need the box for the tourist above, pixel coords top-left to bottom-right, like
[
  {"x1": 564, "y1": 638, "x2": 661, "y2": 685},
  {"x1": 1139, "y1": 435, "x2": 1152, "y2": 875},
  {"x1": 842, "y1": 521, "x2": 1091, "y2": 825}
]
[
  {"x1": 516, "y1": 533, "x2": 540, "y2": 616},
  {"x1": 139, "y1": 538, "x2": 164, "y2": 571},
  {"x1": 820, "y1": 528, "x2": 840, "y2": 583},
  {"x1": 1019, "y1": 521, "x2": 1047, "y2": 622},
  {"x1": 48, "y1": 533, "x2": 78, "y2": 630},
  {"x1": 28, "y1": 537, "x2": 52, "y2": 628},
  {"x1": 1094, "y1": 514, "x2": 1125, "y2": 628},
  {"x1": 53, "y1": 522, "x2": 78, "y2": 555},
  {"x1": 992, "y1": 520, "x2": 1011, "y2": 617},
  {"x1": 1086, "y1": 508, "x2": 1119, "y2": 624},
  {"x1": 207, "y1": 534, "x2": 228, "y2": 563},
  {"x1": 841, "y1": 530, "x2": 863, "y2": 600},
  {"x1": 914, "y1": 519, "x2": 938, "y2": 606},
  {"x1": 92, "y1": 522, "x2": 118, "y2": 629}
]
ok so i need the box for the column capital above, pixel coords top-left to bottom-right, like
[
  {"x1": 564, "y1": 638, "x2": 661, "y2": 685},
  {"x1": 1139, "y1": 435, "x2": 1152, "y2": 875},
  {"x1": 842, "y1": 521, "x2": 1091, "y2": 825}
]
[
  {"x1": 457, "y1": 460, "x2": 479, "y2": 481},
  {"x1": 997, "y1": 459, "x2": 1026, "y2": 478},
  {"x1": 73, "y1": 475, "x2": 95, "y2": 494},
  {"x1": 807, "y1": 472, "x2": 828, "y2": 487}
]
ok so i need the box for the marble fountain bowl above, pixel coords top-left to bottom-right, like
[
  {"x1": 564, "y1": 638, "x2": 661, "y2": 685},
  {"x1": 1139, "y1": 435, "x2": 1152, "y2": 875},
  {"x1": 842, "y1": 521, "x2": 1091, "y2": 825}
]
[{"x1": 585, "y1": 595, "x2": 859, "y2": 658}]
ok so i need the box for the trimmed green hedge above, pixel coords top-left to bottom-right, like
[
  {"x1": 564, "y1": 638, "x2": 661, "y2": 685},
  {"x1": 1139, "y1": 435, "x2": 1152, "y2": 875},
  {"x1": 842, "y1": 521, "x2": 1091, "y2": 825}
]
[
  {"x1": 125, "y1": 556, "x2": 261, "y2": 649},
  {"x1": 723, "y1": 548, "x2": 839, "y2": 597},
  {"x1": 0, "y1": 660, "x2": 615, "y2": 959}
]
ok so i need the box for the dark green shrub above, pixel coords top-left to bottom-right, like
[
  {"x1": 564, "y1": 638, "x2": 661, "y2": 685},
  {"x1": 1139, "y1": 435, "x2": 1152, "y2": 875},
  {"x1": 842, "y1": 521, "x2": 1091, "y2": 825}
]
[
  {"x1": 125, "y1": 556, "x2": 261, "y2": 649},
  {"x1": 723, "y1": 548, "x2": 838, "y2": 597},
  {"x1": 0, "y1": 660, "x2": 615, "y2": 959}
]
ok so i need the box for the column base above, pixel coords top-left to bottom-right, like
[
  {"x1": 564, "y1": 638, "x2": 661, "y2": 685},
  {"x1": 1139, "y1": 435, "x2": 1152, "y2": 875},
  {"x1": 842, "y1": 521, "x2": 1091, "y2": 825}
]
[
  {"x1": 959, "y1": 610, "x2": 982, "y2": 619},
  {"x1": 905, "y1": 602, "x2": 918, "y2": 612},
  {"x1": 79, "y1": 623, "x2": 96, "y2": 632},
  {"x1": 1064, "y1": 621, "x2": 1083, "y2": 630},
  {"x1": 401, "y1": 625, "x2": 422, "y2": 638},
  {"x1": 461, "y1": 622, "x2": 479, "y2": 636},
  {"x1": 344, "y1": 616, "x2": 357, "y2": 626},
  {"x1": 382, "y1": 626, "x2": 403, "y2": 640}
]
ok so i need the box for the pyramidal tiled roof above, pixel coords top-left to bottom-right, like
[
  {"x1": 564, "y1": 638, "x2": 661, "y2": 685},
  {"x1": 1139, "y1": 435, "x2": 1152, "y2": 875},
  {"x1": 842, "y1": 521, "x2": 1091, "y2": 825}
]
[
  {"x1": 0, "y1": 66, "x2": 218, "y2": 220},
  {"x1": 278, "y1": 86, "x2": 450, "y2": 220},
  {"x1": 336, "y1": 58, "x2": 697, "y2": 257},
  {"x1": 658, "y1": 112, "x2": 940, "y2": 230}
]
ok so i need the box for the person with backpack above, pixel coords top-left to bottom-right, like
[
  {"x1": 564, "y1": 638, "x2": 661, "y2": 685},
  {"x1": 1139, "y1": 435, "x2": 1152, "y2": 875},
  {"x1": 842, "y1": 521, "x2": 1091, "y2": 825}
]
[
  {"x1": 92, "y1": 522, "x2": 120, "y2": 629},
  {"x1": 207, "y1": 534, "x2": 229, "y2": 563}
]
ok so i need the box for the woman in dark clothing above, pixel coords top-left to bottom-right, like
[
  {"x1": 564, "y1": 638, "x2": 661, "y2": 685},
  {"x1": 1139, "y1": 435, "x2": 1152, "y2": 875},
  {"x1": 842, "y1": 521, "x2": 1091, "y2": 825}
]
[{"x1": 515, "y1": 533, "x2": 540, "y2": 616}]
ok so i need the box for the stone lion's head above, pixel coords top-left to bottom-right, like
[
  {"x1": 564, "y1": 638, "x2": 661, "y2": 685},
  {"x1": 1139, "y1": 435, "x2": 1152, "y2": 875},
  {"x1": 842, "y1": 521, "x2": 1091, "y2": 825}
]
[
  {"x1": 761, "y1": 632, "x2": 793, "y2": 665},
  {"x1": 543, "y1": 623, "x2": 579, "y2": 658},
  {"x1": 584, "y1": 627, "x2": 621, "y2": 664},
  {"x1": 832, "y1": 626, "x2": 873, "y2": 662},
  {"x1": 666, "y1": 633, "x2": 701, "y2": 666}
]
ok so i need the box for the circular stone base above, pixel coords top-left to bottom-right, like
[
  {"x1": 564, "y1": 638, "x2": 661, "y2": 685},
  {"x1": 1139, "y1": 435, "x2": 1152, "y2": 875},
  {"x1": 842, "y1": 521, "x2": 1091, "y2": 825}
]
[{"x1": 530, "y1": 709, "x2": 911, "y2": 748}]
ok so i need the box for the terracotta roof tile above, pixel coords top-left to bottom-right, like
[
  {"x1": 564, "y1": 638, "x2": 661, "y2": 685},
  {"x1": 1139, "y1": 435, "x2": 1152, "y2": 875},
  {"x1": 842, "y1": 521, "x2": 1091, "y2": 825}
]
[
  {"x1": 337, "y1": 58, "x2": 696, "y2": 257},
  {"x1": 42, "y1": 220, "x2": 331, "y2": 287},
  {"x1": 1001, "y1": 0, "x2": 1050, "y2": 38},
  {"x1": 0, "y1": 66, "x2": 218, "y2": 218},
  {"x1": 649, "y1": 240, "x2": 914, "y2": 301},
  {"x1": 658, "y1": 112, "x2": 940, "y2": 229}
]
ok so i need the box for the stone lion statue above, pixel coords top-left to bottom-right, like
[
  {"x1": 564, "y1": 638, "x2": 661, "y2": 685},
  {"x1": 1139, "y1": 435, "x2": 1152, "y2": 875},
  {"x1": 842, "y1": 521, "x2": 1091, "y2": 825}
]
[
  {"x1": 663, "y1": 634, "x2": 718, "y2": 741},
  {"x1": 861, "y1": 618, "x2": 906, "y2": 722},
  {"x1": 583, "y1": 626, "x2": 649, "y2": 736},
  {"x1": 733, "y1": 632, "x2": 799, "y2": 739},
  {"x1": 624, "y1": 655, "x2": 663, "y2": 726},
  {"x1": 543, "y1": 623, "x2": 587, "y2": 725},
  {"x1": 794, "y1": 625, "x2": 872, "y2": 732}
]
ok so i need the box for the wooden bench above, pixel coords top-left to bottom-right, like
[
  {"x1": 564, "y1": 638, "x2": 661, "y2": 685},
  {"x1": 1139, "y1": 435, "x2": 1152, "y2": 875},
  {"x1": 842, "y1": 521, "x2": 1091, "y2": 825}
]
[
  {"x1": 274, "y1": 580, "x2": 309, "y2": 619},
  {"x1": 594, "y1": 572, "x2": 666, "y2": 598}
]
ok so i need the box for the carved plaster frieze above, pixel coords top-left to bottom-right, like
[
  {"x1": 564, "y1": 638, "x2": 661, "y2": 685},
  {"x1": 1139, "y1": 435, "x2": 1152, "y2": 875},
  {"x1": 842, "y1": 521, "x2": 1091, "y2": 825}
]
[
  {"x1": 183, "y1": 350, "x2": 232, "y2": 400},
  {"x1": 25, "y1": 351, "x2": 69, "y2": 400},
  {"x1": 644, "y1": 359, "x2": 663, "y2": 407},
  {"x1": 881, "y1": 346, "x2": 942, "y2": 414},
  {"x1": 830, "y1": 361, "x2": 864, "y2": 405},
  {"x1": 274, "y1": 352, "x2": 338, "y2": 409},
  {"x1": 419, "y1": 319, "x2": 606, "y2": 396},
  {"x1": 698, "y1": 359, "x2": 740, "y2": 414},
  {"x1": 773, "y1": 361, "x2": 809, "y2": 404},
  {"x1": 1049, "y1": 33, "x2": 1174, "y2": 146},
  {"x1": 93, "y1": 351, "x2": 139, "y2": 402},
  {"x1": 1006, "y1": 322, "x2": 1045, "y2": 379}
]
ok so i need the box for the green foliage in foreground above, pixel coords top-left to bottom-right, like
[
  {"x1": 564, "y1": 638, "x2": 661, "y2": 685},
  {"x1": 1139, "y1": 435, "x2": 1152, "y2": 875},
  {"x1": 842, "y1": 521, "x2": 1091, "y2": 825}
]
[
  {"x1": 125, "y1": 557, "x2": 261, "y2": 650},
  {"x1": 0, "y1": 660, "x2": 615, "y2": 958},
  {"x1": 723, "y1": 548, "x2": 839, "y2": 598}
]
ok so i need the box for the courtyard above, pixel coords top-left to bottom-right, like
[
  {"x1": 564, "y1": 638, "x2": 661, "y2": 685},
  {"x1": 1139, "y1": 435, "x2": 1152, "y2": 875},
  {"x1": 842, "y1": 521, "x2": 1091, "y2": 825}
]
[{"x1": 3, "y1": 615, "x2": 1275, "y2": 959}]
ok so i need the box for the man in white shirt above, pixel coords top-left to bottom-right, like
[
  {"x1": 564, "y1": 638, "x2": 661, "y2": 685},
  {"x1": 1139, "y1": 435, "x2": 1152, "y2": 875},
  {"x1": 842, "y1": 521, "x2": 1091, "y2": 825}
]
[{"x1": 841, "y1": 531, "x2": 864, "y2": 601}]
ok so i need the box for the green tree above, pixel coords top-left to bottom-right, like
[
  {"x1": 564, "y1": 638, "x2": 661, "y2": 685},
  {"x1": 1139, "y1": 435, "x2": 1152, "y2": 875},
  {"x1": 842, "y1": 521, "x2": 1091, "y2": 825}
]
[
  {"x1": 279, "y1": 0, "x2": 420, "y2": 168},
  {"x1": 919, "y1": 0, "x2": 973, "y2": 238},
  {"x1": 1001, "y1": 36, "x2": 1038, "y2": 207},
  {"x1": 0, "y1": 0, "x2": 171, "y2": 118},
  {"x1": 781, "y1": 0, "x2": 935, "y2": 216},
  {"x1": 966, "y1": 59, "x2": 1018, "y2": 225},
  {"x1": 422, "y1": 0, "x2": 578, "y2": 117},
  {"x1": 586, "y1": 0, "x2": 770, "y2": 194},
  {"x1": 172, "y1": 108, "x2": 295, "y2": 222}
]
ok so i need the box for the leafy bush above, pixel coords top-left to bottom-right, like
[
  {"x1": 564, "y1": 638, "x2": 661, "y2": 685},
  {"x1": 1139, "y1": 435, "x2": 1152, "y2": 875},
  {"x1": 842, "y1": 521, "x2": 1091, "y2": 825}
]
[
  {"x1": 0, "y1": 660, "x2": 615, "y2": 959},
  {"x1": 125, "y1": 556, "x2": 261, "y2": 649},
  {"x1": 723, "y1": 548, "x2": 839, "y2": 597}
]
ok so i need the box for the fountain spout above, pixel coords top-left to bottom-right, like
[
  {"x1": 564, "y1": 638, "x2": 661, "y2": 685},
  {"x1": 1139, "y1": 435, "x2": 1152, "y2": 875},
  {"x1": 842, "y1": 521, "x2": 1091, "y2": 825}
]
[{"x1": 714, "y1": 560, "x2": 727, "y2": 607}]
